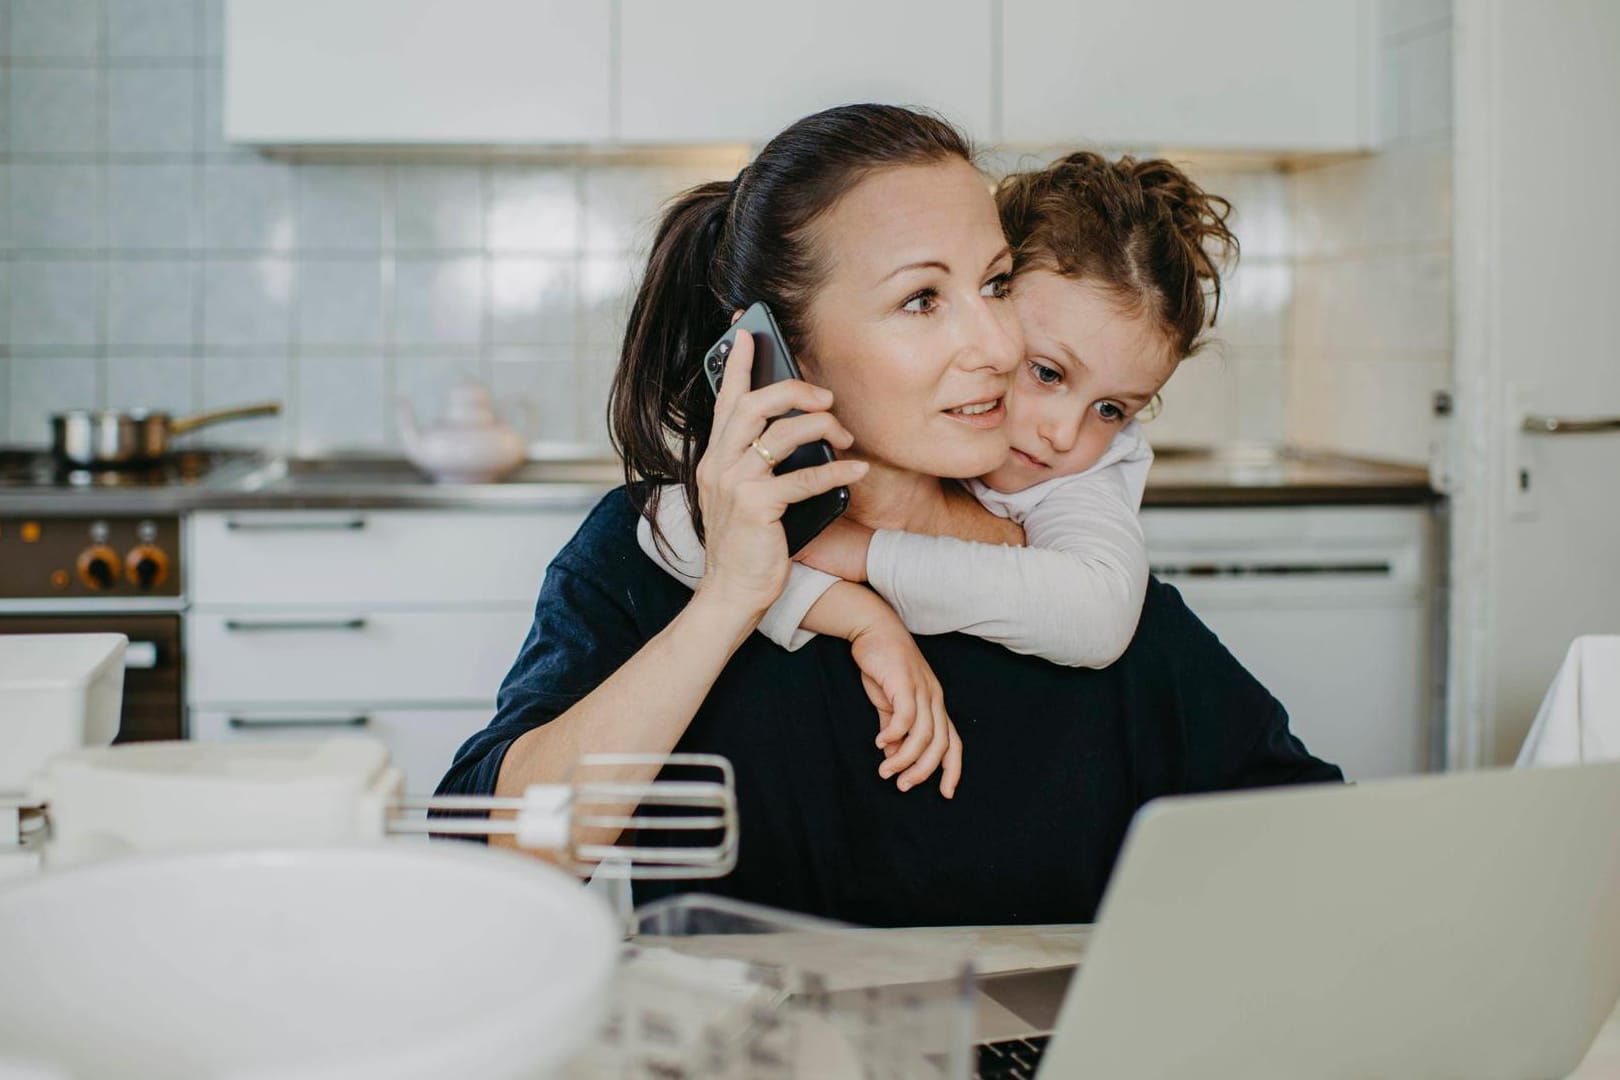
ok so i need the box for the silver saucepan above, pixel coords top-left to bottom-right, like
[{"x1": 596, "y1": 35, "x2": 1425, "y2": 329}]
[{"x1": 51, "y1": 402, "x2": 282, "y2": 468}]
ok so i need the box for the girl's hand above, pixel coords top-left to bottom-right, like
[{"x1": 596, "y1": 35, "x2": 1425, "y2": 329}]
[
  {"x1": 848, "y1": 613, "x2": 962, "y2": 798},
  {"x1": 694, "y1": 330, "x2": 868, "y2": 618},
  {"x1": 795, "y1": 517, "x2": 874, "y2": 583}
]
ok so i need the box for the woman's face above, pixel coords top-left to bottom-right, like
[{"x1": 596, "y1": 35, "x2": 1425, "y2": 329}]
[
  {"x1": 797, "y1": 159, "x2": 1023, "y2": 480},
  {"x1": 979, "y1": 270, "x2": 1177, "y2": 494}
]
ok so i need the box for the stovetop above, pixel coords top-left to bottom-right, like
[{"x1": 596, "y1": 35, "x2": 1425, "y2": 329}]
[{"x1": 0, "y1": 449, "x2": 252, "y2": 491}]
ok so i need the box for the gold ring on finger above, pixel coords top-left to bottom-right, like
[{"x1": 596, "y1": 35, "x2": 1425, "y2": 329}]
[{"x1": 750, "y1": 437, "x2": 779, "y2": 469}]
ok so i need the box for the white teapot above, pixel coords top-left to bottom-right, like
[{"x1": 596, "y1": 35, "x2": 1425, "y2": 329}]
[{"x1": 398, "y1": 382, "x2": 527, "y2": 484}]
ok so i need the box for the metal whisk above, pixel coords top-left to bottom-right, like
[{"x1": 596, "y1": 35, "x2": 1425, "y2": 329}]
[{"x1": 388, "y1": 753, "x2": 739, "y2": 880}]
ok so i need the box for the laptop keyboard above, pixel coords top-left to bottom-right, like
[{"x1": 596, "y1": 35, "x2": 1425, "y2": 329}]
[{"x1": 975, "y1": 1034, "x2": 1051, "y2": 1078}]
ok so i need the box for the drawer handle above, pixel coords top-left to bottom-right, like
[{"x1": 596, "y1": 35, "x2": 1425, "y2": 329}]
[
  {"x1": 227, "y1": 715, "x2": 371, "y2": 730},
  {"x1": 223, "y1": 618, "x2": 368, "y2": 632},
  {"x1": 224, "y1": 517, "x2": 367, "y2": 532}
]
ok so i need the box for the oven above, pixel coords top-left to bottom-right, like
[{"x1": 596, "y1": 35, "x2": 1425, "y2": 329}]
[{"x1": 0, "y1": 613, "x2": 183, "y2": 742}]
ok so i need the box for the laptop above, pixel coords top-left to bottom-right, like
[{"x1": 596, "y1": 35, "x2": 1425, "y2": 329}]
[{"x1": 975, "y1": 761, "x2": 1620, "y2": 1079}]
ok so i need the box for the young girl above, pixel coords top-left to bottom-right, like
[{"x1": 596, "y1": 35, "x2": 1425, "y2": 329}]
[{"x1": 639, "y1": 152, "x2": 1238, "y2": 797}]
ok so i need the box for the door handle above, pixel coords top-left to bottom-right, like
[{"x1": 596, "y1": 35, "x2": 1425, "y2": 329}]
[
  {"x1": 222, "y1": 618, "x2": 368, "y2": 632},
  {"x1": 227, "y1": 714, "x2": 371, "y2": 730},
  {"x1": 1521, "y1": 414, "x2": 1620, "y2": 434}
]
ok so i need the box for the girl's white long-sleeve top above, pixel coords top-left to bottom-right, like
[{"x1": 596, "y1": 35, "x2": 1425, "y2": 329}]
[{"x1": 635, "y1": 421, "x2": 1153, "y2": 668}]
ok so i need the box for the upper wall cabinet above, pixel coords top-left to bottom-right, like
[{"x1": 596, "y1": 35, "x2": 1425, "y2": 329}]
[
  {"x1": 617, "y1": 0, "x2": 995, "y2": 144},
  {"x1": 225, "y1": 0, "x2": 612, "y2": 144},
  {"x1": 1000, "y1": 0, "x2": 1376, "y2": 151}
]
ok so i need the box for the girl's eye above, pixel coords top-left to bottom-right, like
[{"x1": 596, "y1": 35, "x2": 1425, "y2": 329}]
[
  {"x1": 1095, "y1": 401, "x2": 1126, "y2": 422},
  {"x1": 980, "y1": 272, "x2": 1013, "y2": 299},
  {"x1": 901, "y1": 289, "x2": 938, "y2": 314},
  {"x1": 1028, "y1": 360, "x2": 1063, "y2": 386}
]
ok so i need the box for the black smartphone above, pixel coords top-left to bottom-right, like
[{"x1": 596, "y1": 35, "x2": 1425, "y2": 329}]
[{"x1": 702, "y1": 301, "x2": 849, "y2": 555}]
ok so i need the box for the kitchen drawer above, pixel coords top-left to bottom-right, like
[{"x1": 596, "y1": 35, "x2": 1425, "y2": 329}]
[
  {"x1": 187, "y1": 610, "x2": 533, "y2": 705},
  {"x1": 191, "y1": 708, "x2": 489, "y2": 797},
  {"x1": 189, "y1": 509, "x2": 584, "y2": 608}
]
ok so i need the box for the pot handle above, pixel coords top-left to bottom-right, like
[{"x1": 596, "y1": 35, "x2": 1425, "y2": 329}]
[{"x1": 167, "y1": 401, "x2": 282, "y2": 435}]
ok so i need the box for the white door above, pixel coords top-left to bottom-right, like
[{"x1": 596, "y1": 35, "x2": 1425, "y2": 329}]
[{"x1": 1450, "y1": 1, "x2": 1620, "y2": 765}]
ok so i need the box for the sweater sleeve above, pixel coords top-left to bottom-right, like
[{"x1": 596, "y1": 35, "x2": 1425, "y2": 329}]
[
  {"x1": 865, "y1": 464, "x2": 1149, "y2": 667},
  {"x1": 632, "y1": 482, "x2": 837, "y2": 652}
]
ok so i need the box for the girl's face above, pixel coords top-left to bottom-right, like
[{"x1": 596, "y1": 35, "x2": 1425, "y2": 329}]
[
  {"x1": 980, "y1": 270, "x2": 1178, "y2": 494},
  {"x1": 797, "y1": 159, "x2": 1024, "y2": 480}
]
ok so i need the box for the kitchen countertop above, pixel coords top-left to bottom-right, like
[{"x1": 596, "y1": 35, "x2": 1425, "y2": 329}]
[{"x1": 0, "y1": 445, "x2": 1435, "y2": 515}]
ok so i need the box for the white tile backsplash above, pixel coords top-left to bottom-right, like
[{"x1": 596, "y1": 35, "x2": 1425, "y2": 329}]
[
  {"x1": 106, "y1": 0, "x2": 201, "y2": 59},
  {"x1": 202, "y1": 258, "x2": 292, "y2": 347},
  {"x1": 11, "y1": 164, "x2": 101, "y2": 250},
  {"x1": 10, "y1": 67, "x2": 99, "y2": 154},
  {"x1": 203, "y1": 161, "x2": 297, "y2": 251},
  {"x1": 490, "y1": 345, "x2": 582, "y2": 446},
  {"x1": 107, "y1": 66, "x2": 198, "y2": 154},
  {"x1": 296, "y1": 166, "x2": 387, "y2": 253},
  {"x1": 11, "y1": 0, "x2": 99, "y2": 60},
  {"x1": 296, "y1": 260, "x2": 384, "y2": 347},
  {"x1": 487, "y1": 165, "x2": 579, "y2": 253},
  {"x1": 296, "y1": 354, "x2": 387, "y2": 449},
  {"x1": 107, "y1": 163, "x2": 197, "y2": 251},
  {"x1": 488, "y1": 257, "x2": 575, "y2": 345},
  {"x1": 11, "y1": 261, "x2": 101, "y2": 348},
  {"x1": 395, "y1": 166, "x2": 483, "y2": 251},
  {"x1": 107, "y1": 259, "x2": 196, "y2": 346},
  {"x1": 392, "y1": 256, "x2": 483, "y2": 347}
]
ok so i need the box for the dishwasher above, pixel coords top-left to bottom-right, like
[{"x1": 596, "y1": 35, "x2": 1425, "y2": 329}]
[{"x1": 1141, "y1": 504, "x2": 1436, "y2": 781}]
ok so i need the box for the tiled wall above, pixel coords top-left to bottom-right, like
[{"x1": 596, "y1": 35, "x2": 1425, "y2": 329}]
[
  {"x1": 0, "y1": 0, "x2": 1444, "y2": 463},
  {"x1": 1283, "y1": 0, "x2": 1453, "y2": 466},
  {"x1": 0, "y1": 0, "x2": 750, "y2": 451}
]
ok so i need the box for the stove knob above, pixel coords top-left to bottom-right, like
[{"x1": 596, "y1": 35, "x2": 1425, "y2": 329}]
[
  {"x1": 77, "y1": 545, "x2": 122, "y2": 591},
  {"x1": 125, "y1": 545, "x2": 170, "y2": 591}
]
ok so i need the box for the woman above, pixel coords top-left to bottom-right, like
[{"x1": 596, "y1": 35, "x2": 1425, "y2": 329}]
[{"x1": 438, "y1": 105, "x2": 1340, "y2": 927}]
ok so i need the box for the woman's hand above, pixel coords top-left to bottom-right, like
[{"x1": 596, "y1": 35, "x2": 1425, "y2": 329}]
[
  {"x1": 695, "y1": 330, "x2": 868, "y2": 618},
  {"x1": 794, "y1": 517, "x2": 874, "y2": 582},
  {"x1": 848, "y1": 612, "x2": 963, "y2": 798}
]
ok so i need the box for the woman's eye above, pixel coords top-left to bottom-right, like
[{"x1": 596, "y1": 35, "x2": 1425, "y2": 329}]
[
  {"x1": 901, "y1": 289, "x2": 938, "y2": 314},
  {"x1": 1095, "y1": 401, "x2": 1126, "y2": 422},
  {"x1": 1028, "y1": 360, "x2": 1062, "y2": 386},
  {"x1": 981, "y1": 272, "x2": 1013, "y2": 299}
]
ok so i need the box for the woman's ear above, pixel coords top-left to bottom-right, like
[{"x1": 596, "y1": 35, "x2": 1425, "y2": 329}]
[{"x1": 730, "y1": 309, "x2": 744, "y2": 326}]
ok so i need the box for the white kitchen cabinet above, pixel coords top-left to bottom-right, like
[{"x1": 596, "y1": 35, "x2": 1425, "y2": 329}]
[
  {"x1": 187, "y1": 610, "x2": 535, "y2": 705},
  {"x1": 618, "y1": 0, "x2": 995, "y2": 144},
  {"x1": 187, "y1": 507, "x2": 588, "y2": 791},
  {"x1": 192, "y1": 708, "x2": 489, "y2": 796},
  {"x1": 1001, "y1": 0, "x2": 1377, "y2": 150},
  {"x1": 1141, "y1": 505, "x2": 1434, "y2": 781},
  {"x1": 224, "y1": 0, "x2": 612, "y2": 145},
  {"x1": 190, "y1": 509, "x2": 572, "y2": 608}
]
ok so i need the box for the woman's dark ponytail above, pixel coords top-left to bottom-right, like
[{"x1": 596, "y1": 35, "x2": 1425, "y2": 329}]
[
  {"x1": 608, "y1": 104, "x2": 973, "y2": 549},
  {"x1": 608, "y1": 181, "x2": 733, "y2": 546}
]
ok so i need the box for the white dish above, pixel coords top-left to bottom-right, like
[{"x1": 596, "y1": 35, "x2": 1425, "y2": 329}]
[
  {"x1": 0, "y1": 843, "x2": 618, "y2": 1079},
  {"x1": 0, "y1": 633, "x2": 126, "y2": 793}
]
